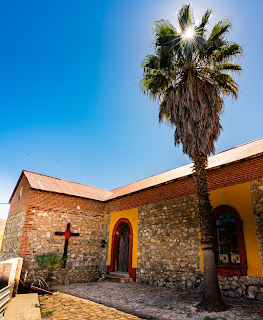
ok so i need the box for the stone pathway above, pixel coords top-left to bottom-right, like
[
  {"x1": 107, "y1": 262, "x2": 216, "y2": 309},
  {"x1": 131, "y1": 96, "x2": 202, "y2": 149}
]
[
  {"x1": 39, "y1": 292, "x2": 142, "y2": 320},
  {"x1": 49, "y1": 281, "x2": 263, "y2": 320}
]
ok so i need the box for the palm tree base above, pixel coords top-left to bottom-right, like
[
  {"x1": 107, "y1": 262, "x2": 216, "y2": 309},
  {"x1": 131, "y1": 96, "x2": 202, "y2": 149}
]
[
  {"x1": 197, "y1": 300, "x2": 227, "y2": 312},
  {"x1": 199, "y1": 249, "x2": 227, "y2": 311}
]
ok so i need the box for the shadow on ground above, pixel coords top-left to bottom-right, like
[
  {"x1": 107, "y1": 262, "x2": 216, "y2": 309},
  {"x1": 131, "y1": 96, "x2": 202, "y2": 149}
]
[{"x1": 52, "y1": 281, "x2": 263, "y2": 320}]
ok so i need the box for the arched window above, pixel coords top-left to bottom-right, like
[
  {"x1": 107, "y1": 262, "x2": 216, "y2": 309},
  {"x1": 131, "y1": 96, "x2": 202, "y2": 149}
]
[
  {"x1": 212, "y1": 205, "x2": 247, "y2": 276},
  {"x1": 118, "y1": 223, "x2": 130, "y2": 237}
]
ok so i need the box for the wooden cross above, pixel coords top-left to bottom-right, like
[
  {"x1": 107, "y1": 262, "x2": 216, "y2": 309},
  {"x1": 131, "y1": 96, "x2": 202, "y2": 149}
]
[{"x1": 55, "y1": 223, "x2": 80, "y2": 267}]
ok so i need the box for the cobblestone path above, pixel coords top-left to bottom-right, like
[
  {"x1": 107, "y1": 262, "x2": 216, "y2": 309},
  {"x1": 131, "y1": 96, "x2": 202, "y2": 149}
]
[
  {"x1": 39, "y1": 292, "x2": 143, "y2": 320},
  {"x1": 50, "y1": 281, "x2": 263, "y2": 320}
]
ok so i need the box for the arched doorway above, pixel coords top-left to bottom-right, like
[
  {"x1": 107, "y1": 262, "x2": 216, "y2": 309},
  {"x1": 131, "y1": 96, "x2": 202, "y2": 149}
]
[
  {"x1": 117, "y1": 223, "x2": 130, "y2": 272},
  {"x1": 108, "y1": 218, "x2": 136, "y2": 280}
]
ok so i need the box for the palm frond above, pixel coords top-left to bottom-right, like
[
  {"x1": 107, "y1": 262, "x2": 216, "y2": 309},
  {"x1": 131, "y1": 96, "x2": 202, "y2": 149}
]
[
  {"x1": 178, "y1": 4, "x2": 194, "y2": 32},
  {"x1": 215, "y1": 43, "x2": 243, "y2": 62},
  {"x1": 196, "y1": 8, "x2": 212, "y2": 35},
  {"x1": 140, "y1": 72, "x2": 172, "y2": 101},
  {"x1": 153, "y1": 19, "x2": 176, "y2": 36},
  {"x1": 211, "y1": 73, "x2": 238, "y2": 99},
  {"x1": 209, "y1": 18, "x2": 232, "y2": 41},
  {"x1": 204, "y1": 38, "x2": 228, "y2": 59},
  {"x1": 215, "y1": 63, "x2": 242, "y2": 74},
  {"x1": 153, "y1": 20, "x2": 180, "y2": 52},
  {"x1": 140, "y1": 55, "x2": 160, "y2": 72}
]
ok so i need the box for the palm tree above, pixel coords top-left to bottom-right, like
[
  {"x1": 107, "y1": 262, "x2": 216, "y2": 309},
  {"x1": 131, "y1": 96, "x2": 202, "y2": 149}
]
[{"x1": 140, "y1": 4, "x2": 242, "y2": 311}]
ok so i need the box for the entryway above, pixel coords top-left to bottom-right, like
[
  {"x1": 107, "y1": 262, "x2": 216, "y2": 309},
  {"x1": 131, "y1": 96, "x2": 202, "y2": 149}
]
[
  {"x1": 107, "y1": 218, "x2": 136, "y2": 281},
  {"x1": 117, "y1": 223, "x2": 130, "y2": 272}
]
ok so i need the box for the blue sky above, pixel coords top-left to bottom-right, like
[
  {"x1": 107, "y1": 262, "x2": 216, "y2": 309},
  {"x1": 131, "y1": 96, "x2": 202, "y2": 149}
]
[{"x1": 0, "y1": 0, "x2": 262, "y2": 219}]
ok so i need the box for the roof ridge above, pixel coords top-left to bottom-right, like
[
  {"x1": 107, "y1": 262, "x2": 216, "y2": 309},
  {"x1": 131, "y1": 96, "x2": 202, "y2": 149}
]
[{"x1": 23, "y1": 170, "x2": 112, "y2": 194}]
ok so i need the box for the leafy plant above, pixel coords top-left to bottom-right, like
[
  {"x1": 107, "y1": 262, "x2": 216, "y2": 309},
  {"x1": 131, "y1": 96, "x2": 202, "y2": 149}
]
[
  {"x1": 36, "y1": 253, "x2": 65, "y2": 282},
  {"x1": 36, "y1": 253, "x2": 64, "y2": 271}
]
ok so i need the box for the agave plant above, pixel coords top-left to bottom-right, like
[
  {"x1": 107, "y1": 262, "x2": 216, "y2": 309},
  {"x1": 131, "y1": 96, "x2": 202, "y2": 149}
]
[{"x1": 140, "y1": 4, "x2": 242, "y2": 311}]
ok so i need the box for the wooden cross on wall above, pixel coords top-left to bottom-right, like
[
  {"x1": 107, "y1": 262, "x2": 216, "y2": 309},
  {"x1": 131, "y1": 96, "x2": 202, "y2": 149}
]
[{"x1": 55, "y1": 223, "x2": 80, "y2": 268}]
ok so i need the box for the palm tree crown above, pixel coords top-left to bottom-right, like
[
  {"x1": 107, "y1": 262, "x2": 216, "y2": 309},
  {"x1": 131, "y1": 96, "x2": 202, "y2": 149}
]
[{"x1": 140, "y1": 4, "x2": 242, "y2": 158}]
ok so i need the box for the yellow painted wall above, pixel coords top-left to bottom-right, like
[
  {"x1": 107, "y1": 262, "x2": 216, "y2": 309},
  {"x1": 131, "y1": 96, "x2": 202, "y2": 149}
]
[
  {"x1": 200, "y1": 182, "x2": 262, "y2": 277},
  {"x1": 107, "y1": 208, "x2": 138, "y2": 268}
]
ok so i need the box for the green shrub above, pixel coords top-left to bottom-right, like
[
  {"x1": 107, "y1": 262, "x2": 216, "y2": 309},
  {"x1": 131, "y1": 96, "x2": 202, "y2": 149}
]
[
  {"x1": 35, "y1": 253, "x2": 66, "y2": 282},
  {"x1": 36, "y1": 253, "x2": 64, "y2": 271}
]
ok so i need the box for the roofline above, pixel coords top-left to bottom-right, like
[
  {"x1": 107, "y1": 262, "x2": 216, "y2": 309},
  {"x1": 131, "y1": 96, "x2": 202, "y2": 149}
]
[
  {"x1": 9, "y1": 170, "x2": 112, "y2": 203},
  {"x1": 111, "y1": 137, "x2": 263, "y2": 192},
  {"x1": 9, "y1": 170, "x2": 28, "y2": 203},
  {"x1": 23, "y1": 170, "x2": 111, "y2": 193},
  {"x1": 110, "y1": 162, "x2": 192, "y2": 192},
  {"x1": 27, "y1": 188, "x2": 105, "y2": 203},
  {"x1": 106, "y1": 151, "x2": 263, "y2": 201},
  {"x1": 9, "y1": 141, "x2": 263, "y2": 203}
]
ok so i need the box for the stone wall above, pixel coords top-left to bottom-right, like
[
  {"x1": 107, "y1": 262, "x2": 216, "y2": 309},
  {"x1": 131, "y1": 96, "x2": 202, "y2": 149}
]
[
  {"x1": 1, "y1": 175, "x2": 31, "y2": 261},
  {"x1": 250, "y1": 178, "x2": 263, "y2": 271},
  {"x1": 23, "y1": 208, "x2": 109, "y2": 284},
  {"x1": 137, "y1": 195, "x2": 203, "y2": 291},
  {"x1": 136, "y1": 192, "x2": 263, "y2": 301},
  {"x1": 219, "y1": 275, "x2": 263, "y2": 301},
  {"x1": 19, "y1": 191, "x2": 110, "y2": 285},
  {"x1": 0, "y1": 211, "x2": 26, "y2": 261}
]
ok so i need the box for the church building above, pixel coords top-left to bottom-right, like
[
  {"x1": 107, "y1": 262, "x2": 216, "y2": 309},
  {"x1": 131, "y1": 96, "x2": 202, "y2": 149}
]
[{"x1": 1, "y1": 138, "x2": 263, "y2": 300}]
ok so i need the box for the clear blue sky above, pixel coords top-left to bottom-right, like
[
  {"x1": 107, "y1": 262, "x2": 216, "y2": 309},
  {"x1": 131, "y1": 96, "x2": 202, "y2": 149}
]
[{"x1": 1, "y1": 0, "x2": 262, "y2": 219}]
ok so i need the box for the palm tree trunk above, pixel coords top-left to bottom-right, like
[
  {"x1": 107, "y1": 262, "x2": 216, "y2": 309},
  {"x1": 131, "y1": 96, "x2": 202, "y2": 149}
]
[{"x1": 192, "y1": 153, "x2": 226, "y2": 311}]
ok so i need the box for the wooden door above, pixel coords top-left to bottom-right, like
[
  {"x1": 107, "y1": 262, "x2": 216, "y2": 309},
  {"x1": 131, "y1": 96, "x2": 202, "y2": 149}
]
[{"x1": 117, "y1": 223, "x2": 130, "y2": 272}]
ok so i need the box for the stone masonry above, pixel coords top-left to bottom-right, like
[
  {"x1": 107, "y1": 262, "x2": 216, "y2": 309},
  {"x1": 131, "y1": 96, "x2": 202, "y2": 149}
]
[
  {"x1": 1, "y1": 175, "x2": 30, "y2": 260},
  {"x1": 1, "y1": 177, "x2": 111, "y2": 285},
  {"x1": 136, "y1": 193, "x2": 263, "y2": 301},
  {"x1": 1, "y1": 211, "x2": 26, "y2": 261},
  {"x1": 23, "y1": 206, "x2": 110, "y2": 284},
  {"x1": 137, "y1": 195, "x2": 202, "y2": 291}
]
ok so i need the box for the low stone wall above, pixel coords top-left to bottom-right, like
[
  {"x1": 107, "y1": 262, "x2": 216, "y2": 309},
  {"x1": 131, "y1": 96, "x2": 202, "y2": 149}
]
[
  {"x1": 26, "y1": 265, "x2": 105, "y2": 286},
  {"x1": 136, "y1": 272, "x2": 263, "y2": 301},
  {"x1": 219, "y1": 275, "x2": 263, "y2": 301}
]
